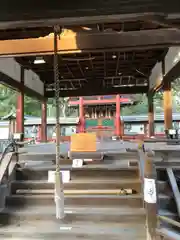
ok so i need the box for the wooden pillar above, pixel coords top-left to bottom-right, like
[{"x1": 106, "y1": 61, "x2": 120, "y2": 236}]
[
  {"x1": 41, "y1": 100, "x2": 47, "y2": 142},
  {"x1": 144, "y1": 123, "x2": 148, "y2": 137},
  {"x1": 163, "y1": 81, "x2": 172, "y2": 130},
  {"x1": 16, "y1": 92, "x2": 24, "y2": 135},
  {"x1": 147, "y1": 92, "x2": 154, "y2": 137},
  {"x1": 144, "y1": 150, "x2": 157, "y2": 240},
  {"x1": 121, "y1": 121, "x2": 124, "y2": 136},
  {"x1": 16, "y1": 67, "x2": 24, "y2": 136},
  {"x1": 115, "y1": 94, "x2": 121, "y2": 136},
  {"x1": 79, "y1": 97, "x2": 85, "y2": 132}
]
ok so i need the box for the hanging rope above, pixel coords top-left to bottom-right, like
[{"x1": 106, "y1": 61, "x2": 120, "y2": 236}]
[{"x1": 53, "y1": 26, "x2": 65, "y2": 219}]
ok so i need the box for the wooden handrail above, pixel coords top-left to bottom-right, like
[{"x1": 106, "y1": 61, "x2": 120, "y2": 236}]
[
  {"x1": 166, "y1": 168, "x2": 180, "y2": 217},
  {"x1": 136, "y1": 141, "x2": 180, "y2": 239},
  {"x1": 16, "y1": 140, "x2": 33, "y2": 146},
  {"x1": 137, "y1": 142, "x2": 145, "y2": 195},
  {"x1": 156, "y1": 227, "x2": 180, "y2": 240},
  {"x1": 144, "y1": 139, "x2": 180, "y2": 143},
  {"x1": 0, "y1": 152, "x2": 17, "y2": 183},
  {"x1": 158, "y1": 215, "x2": 180, "y2": 228},
  {"x1": 157, "y1": 216, "x2": 180, "y2": 239}
]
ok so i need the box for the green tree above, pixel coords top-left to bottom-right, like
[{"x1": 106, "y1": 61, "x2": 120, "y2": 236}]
[
  {"x1": 47, "y1": 97, "x2": 78, "y2": 117},
  {"x1": 122, "y1": 78, "x2": 180, "y2": 115},
  {"x1": 0, "y1": 84, "x2": 78, "y2": 118},
  {"x1": 1, "y1": 77, "x2": 180, "y2": 118},
  {"x1": 0, "y1": 85, "x2": 16, "y2": 116},
  {"x1": 24, "y1": 96, "x2": 41, "y2": 117},
  {"x1": 122, "y1": 94, "x2": 148, "y2": 115}
]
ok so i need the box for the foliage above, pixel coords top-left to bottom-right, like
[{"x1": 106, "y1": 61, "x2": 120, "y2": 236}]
[
  {"x1": 47, "y1": 98, "x2": 78, "y2": 117},
  {"x1": 0, "y1": 85, "x2": 16, "y2": 116},
  {"x1": 1, "y1": 78, "x2": 180, "y2": 118},
  {"x1": 122, "y1": 78, "x2": 180, "y2": 115},
  {"x1": 0, "y1": 84, "x2": 78, "y2": 118}
]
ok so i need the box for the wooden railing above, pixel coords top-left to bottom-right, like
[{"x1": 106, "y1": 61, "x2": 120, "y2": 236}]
[
  {"x1": 136, "y1": 141, "x2": 180, "y2": 239},
  {"x1": 0, "y1": 141, "x2": 18, "y2": 209},
  {"x1": 0, "y1": 152, "x2": 17, "y2": 183},
  {"x1": 0, "y1": 139, "x2": 31, "y2": 208},
  {"x1": 157, "y1": 216, "x2": 180, "y2": 240},
  {"x1": 166, "y1": 168, "x2": 180, "y2": 217},
  {"x1": 0, "y1": 139, "x2": 11, "y2": 153},
  {"x1": 137, "y1": 142, "x2": 145, "y2": 196}
]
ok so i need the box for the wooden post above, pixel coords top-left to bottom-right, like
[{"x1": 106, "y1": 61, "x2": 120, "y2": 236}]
[
  {"x1": 138, "y1": 141, "x2": 145, "y2": 185},
  {"x1": 163, "y1": 81, "x2": 172, "y2": 130},
  {"x1": 16, "y1": 92, "x2": 24, "y2": 134},
  {"x1": 147, "y1": 92, "x2": 154, "y2": 137},
  {"x1": 115, "y1": 94, "x2": 121, "y2": 137},
  {"x1": 79, "y1": 97, "x2": 85, "y2": 132},
  {"x1": 16, "y1": 67, "x2": 25, "y2": 138},
  {"x1": 41, "y1": 100, "x2": 47, "y2": 142},
  {"x1": 144, "y1": 150, "x2": 157, "y2": 240}
]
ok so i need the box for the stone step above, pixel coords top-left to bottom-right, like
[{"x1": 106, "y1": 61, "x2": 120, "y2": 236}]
[
  {"x1": 6, "y1": 194, "x2": 144, "y2": 208},
  {"x1": 19, "y1": 153, "x2": 69, "y2": 162},
  {"x1": 6, "y1": 193, "x2": 170, "y2": 209},
  {"x1": 11, "y1": 179, "x2": 141, "y2": 194},
  {"x1": 16, "y1": 167, "x2": 139, "y2": 181},
  {"x1": 0, "y1": 206, "x2": 176, "y2": 225},
  {"x1": 0, "y1": 220, "x2": 146, "y2": 239},
  {"x1": 0, "y1": 206, "x2": 146, "y2": 224},
  {"x1": 70, "y1": 152, "x2": 104, "y2": 160},
  {"x1": 132, "y1": 161, "x2": 180, "y2": 169},
  {"x1": 19, "y1": 152, "x2": 104, "y2": 162},
  {"x1": 157, "y1": 180, "x2": 169, "y2": 193},
  {"x1": 0, "y1": 236, "x2": 146, "y2": 240}
]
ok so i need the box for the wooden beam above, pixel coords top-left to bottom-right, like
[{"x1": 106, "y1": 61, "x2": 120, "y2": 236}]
[
  {"x1": 45, "y1": 86, "x2": 148, "y2": 98},
  {"x1": 0, "y1": 13, "x2": 166, "y2": 30},
  {"x1": 0, "y1": 28, "x2": 180, "y2": 57},
  {"x1": 69, "y1": 98, "x2": 131, "y2": 105}
]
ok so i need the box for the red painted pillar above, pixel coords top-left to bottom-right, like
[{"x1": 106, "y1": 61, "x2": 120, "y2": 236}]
[
  {"x1": 79, "y1": 97, "x2": 85, "y2": 132},
  {"x1": 41, "y1": 100, "x2": 47, "y2": 142},
  {"x1": 115, "y1": 94, "x2": 121, "y2": 136},
  {"x1": 16, "y1": 92, "x2": 24, "y2": 134}
]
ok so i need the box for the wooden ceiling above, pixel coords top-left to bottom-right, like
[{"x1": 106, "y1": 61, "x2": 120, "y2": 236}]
[
  {"x1": 16, "y1": 48, "x2": 165, "y2": 97},
  {"x1": 0, "y1": 0, "x2": 179, "y2": 26},
  {"x1": 13, "y1": 20, "x2": 171, "y2": 97},
  {"x1": 0, "y1": 7, "x2": 179, "y2": 98}
]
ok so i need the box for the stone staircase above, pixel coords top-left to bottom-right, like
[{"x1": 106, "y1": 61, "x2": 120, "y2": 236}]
[
  {"x1": 0, "y1": 152, "x2": 146, "y2": 239},
  {"x1": 0, "y1": 151, "x2": 179, "y2": 239}
]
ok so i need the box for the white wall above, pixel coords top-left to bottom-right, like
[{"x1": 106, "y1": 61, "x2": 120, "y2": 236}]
[
  {"x1": 164, "y1": 47, "x2": 180, "y2": 75},
  {"x1": 149, "y1": 61, "x2": 162, "y2": 90},
  {"x1": 0, "y1": 58, "x2": 21, "y2": 82},
  {"x1": 24, "y1": 69, "x2": 44, "y2": 96},
  {"x1": 0, "y1": 57, "x2": 44, "y2": 97}
]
